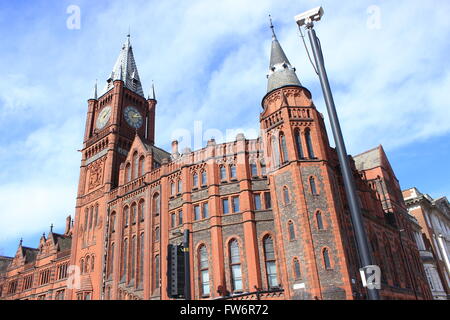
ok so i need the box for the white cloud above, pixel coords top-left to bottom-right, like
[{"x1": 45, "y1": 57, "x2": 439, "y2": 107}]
[{"x1": 1, "y1": 0, "x2": 450, "y2": 254}]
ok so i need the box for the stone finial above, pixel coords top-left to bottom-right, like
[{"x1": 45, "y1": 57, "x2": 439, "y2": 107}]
[{"x1": 236, "y1": 133, "x2": 245, "y2": 141}]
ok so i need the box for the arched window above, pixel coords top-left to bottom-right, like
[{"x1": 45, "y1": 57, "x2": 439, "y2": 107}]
[
  {"x1": 80, "y1": 259, "x2": 85, "y2": 274},
  {"x1": 108, "y1": 243, "x2": 115, "y2": 277},
  {"x1": 293, "y1": 258, "x2": 301, "y2": 280},
  {"x1": 138, "y1": 200, "x2": 144, "y2": 222},
  {"x1": 193, "y1": 172, "x2": 199, "y2": 187},
  {"x1": 126, "y1": 163, "x2": 131, "y2": 183},
  {"x1": 122, "y1": 239, "x2": 128, "y2": 280},
  {"x1": 155, "y1": 255, "x2": 160, "y2": 289},
  {"x1": 288, "y1": 221, "x2": 296, "y2": 241},
  {"x1": 283, "y1": 186, "x2": 290, "y2": 205},
  {"x1": 123, "y1": 206, "x2": 129, "y2": 227},
  {"x1": 316, "y1": 211, "x2": 324, "y2": 230},
  {"x1": 130, "y1": 236, "x2": 136, "y2": 281},
  {"x1": 91, "y1": 256, "x2": 95, "y2": 271},
  {"x1": 170, "y1": 182, "x2": 175, "y2": 195},
  {"x1": 89, "y1": 206, "x2": 93, "y2": 230},
  {"x1": 139, "y1": 233, "x2": 144, "y2": 286},
  {"x1": 271, "y1": 135, "x2": 280, "y2": 168},
  {"x1": 229, "y1": 240, "x2": 243, "y2": 292},
  {"x1": 131, "y1": 203, "x2": 137, "y2": 224},
  {"x1": 305, "y1": 129, "x2": 315, "y2": 159},
  {"x1": 323, "y1": 248, "x2": 331, "y2": 269},
  {"x1": 110, "y1": 212, "x2": 116, "y2": 233},
  {"x1": 199, "y1": 245, "x2": 210, "y2": 296},
  {"x1": 85, "y1": 256, "x2": 90, "y2": 273},
  {"x1": 171, "y1": 213, "x2": 176, "y2": 228},
  {"x1": 153, "y1": 193, "x2": 160, "y2": 216},
  {"x1": 84, "y1": 208, "x2": 89, "y2": 231},
  {"x1": 94, "y1": 205, "x2": 98, "y2": 227},
  {"x1": 310, "y1": 177, "x2": 318, "y2": 195},
  {"x1": 294, "y1": 129, "x2": 304, "y2": 159},
  {"x1": 133, "y1": 152, "x2": 139, "y2": 180},
  {"x1": 279, "y1": 132, "x2": 289, "y2": 164},
  {"x1": 201, "y1": 170, "x2": 207, "y2": 186},
  {"x1": 139, "y1": 156, "x2": 145, "y2": 177},
  {"x1": 263, "y1": 235, "x2": 278, "y2": 288},
  {"x1": 155, "y1": 227, "x2": 160, "y2": 242}
]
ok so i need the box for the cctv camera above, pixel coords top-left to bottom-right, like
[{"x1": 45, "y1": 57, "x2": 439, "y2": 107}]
[{"x1": 295, "y1": 6, "x2": 324, "y2": 27}]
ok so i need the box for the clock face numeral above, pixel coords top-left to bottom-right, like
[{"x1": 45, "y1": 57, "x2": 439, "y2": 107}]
[
  {"x1": 96, "y1": 106, "x2": 112, "y2": 129},
  {"x1": 124, "y1": 106, "x2": 143, "y2": 129}
]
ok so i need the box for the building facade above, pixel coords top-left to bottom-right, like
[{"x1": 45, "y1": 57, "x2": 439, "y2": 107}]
[
  {"x1": 0, "y1": 28, "x2": 433, "y2": 300},
  {"x1": 403, "y1": 188, "x2": 450, "y2": 299}
]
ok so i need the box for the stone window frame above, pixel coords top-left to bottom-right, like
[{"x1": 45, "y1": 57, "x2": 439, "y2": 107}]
[
  {"x1": 322, "y1": 247, "x2": 333, "y2": 270},
  {"x1": 226, "y1": 237, "x2": 245, "y2": 293},
  {"x1": 308, "y1": 176, "x2": 319, "y2": 196},
  {"x1": 287, "y1": 220, "x2": 296, "y2": 241},
  {"x1": 315, "y1": 210, "x2": 325, "y2": 230},
  {"x1": 196, "y1": 243, "x2": 211, "y2": 298},
  {"x1": 282, "y1": 186, "x2": 291, "y2": 205},
  {"x1": 292, "y1": 257, "x2": 302, "y2": 280},
  {"x1": 261, "y1": 232, "x2": 280, "y2": 290}
]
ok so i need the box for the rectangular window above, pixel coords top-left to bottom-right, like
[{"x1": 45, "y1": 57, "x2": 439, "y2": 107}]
[
  {"x1": 231, "y1": 265, "x2": 243, "y2": 291},
  {"x1": 178, "y1": 210, "x2": 183, "y2": 225},
  {"x1": 261, "y1": 163, "x2": 266, "y2": 176},
  {"x1": 232, "y1": 196, "x2": 240, "y2": 213},
  {"x1": 202, "y1": 202, "x2": 209, "y2": 219},
  {"x1": 201, "y1": 270, "x2": 210, "y2": 296},
  {"x1": 254, "y1": 194, "x2": 262, "y2": 211},
  {"x1": 177, "y1": 180, "x2": 182, "y2": 194},
  {"x1": 171, "y1": 182, "x2": 175, "y2": 196},
  {"x1": 250, "y1": 163, "x2": 258, "y2": 177},
  {"x1": 266, "y1": 261, "x2": 278, "y2": 288},
  {"x1": 264, "y1": 192, "x2": 272, "y2": 209},
  {"x1": 171, "y1": 213, "x2": 176, "y2": 228},
  {"x1": 201, "y1": 171, "x2": 207, "y2": 185},
  {"x1": 220, "y1": 167, "x2": 226, "y2": 181},
  {"x1": 55, "y1": 289, "x2": 65, "y2": 300},
  {"x1": 230, "y1": 166, "x2": 237, "y2": 179},
  {"x1": 193, "y1": 174, "x2": 198, "y2": 187},
  {"x1": 194, "y1": 205, "x2": 201, "y2": 221},
  {"x1": 222, "y1": 198, "x2": 229, "y2": 214}
]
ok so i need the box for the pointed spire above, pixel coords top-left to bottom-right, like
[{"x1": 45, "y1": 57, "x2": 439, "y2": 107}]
[
  {"x1": 50, "y1": 224, "x2": 53, "y2": 233},
  {"x1": 266, "y1": 16, "x2": 301, "y2": 94},
  {"x1": 152, "y1": 81, "x2": 156, "y2": 100},
  {"x1": 269, "y1": 14, "x2": 276, "y2": 40},
  {"x1": 19, "y1": 238, "x2": 23, "y2": 246},
  {"x1": 91, "y1": 80, "x2": 98, "y2": 100},
  {"x1": 104, "y1": 33, "x2": 144, "y2": 97}
]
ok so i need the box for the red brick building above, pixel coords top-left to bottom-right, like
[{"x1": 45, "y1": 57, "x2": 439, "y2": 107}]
[{"x1": 0, "y1": 29, "x2": 432, "y2": 300}]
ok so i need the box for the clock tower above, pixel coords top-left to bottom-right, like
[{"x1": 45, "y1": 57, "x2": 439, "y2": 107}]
[{"x1": 68, "y1": 34, "x2": 156, "y2": 300}]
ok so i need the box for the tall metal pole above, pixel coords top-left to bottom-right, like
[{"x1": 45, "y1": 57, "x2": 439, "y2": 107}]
[
  {"x1": 304, "y1": 22, "x2": 380, "y2": 300},
  {"x1": 183, "y1": 229, "x2": 191, "y2": 300}
]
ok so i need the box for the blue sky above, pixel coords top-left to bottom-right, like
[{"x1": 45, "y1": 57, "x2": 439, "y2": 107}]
[{"x1": 0, "y1": 0, "x2": 449, "y2": 257}]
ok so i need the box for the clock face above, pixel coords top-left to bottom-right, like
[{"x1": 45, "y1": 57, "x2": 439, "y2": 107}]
[
  {"x1": 96, "y1": 106, "x2": 112, "y2": 129},
  {"x1": 124, "y1": 106, "x2": 143, "y2": 129}
]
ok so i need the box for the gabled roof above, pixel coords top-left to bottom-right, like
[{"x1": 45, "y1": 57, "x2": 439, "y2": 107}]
[
  {"x1": 353, "y1": 145, "x2": 395, "y2": 176},
  {"x1": 0, "y1": 256, "x2": 12, "y2": 274},
  {"x1": 103, "y1": 35, "x2": 145, "y2": 97},
  {"x1": 21, "y1": 247, "x2": 39, "y2": 264},
  {"x1": 48, "y1": 232, "x2": 72, "y2": 252},
  {"x1": 129, "y1": 134, "x2": 170, "y2": 166}
]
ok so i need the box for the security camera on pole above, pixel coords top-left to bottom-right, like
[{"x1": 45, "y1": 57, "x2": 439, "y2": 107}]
[{"x1": 295, "y1": 7, "x2": 381, "y2": 300}]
